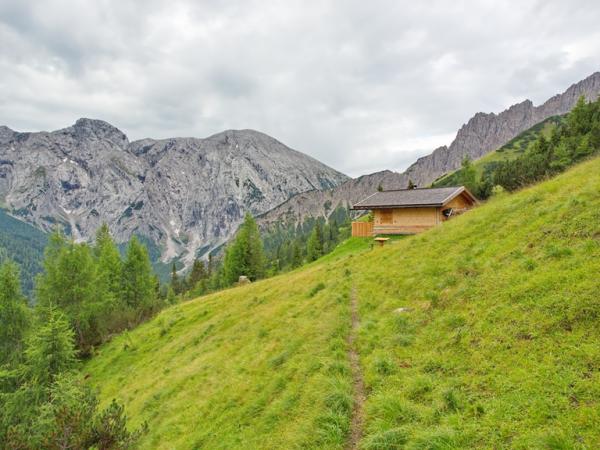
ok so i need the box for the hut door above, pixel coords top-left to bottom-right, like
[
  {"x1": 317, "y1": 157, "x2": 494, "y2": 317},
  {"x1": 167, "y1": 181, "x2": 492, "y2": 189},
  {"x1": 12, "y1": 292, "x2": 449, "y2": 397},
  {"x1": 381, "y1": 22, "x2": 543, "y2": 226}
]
[{"x1": 380, "y1": 209, "x2": 393, "y2": 224}]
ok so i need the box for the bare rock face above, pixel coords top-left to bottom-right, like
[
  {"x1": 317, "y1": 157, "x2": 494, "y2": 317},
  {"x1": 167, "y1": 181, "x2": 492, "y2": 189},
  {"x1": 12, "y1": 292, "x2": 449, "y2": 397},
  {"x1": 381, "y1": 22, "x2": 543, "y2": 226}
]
[
  {"x1": 0, "y1": 121, "x2": 348, "y2": 268},
  {"x1": 259, "y1": 72, "x2": 600, "y2": 231},
  {"x1": 402, "y1": 72, "x2": 600, "y2": 186}
]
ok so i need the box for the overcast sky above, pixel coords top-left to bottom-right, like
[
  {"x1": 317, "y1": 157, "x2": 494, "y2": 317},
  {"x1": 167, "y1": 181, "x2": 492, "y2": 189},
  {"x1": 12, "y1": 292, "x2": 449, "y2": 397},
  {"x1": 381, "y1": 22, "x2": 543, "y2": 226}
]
[{"x1": 0, "y1": 0, "x2": 598, "y2": 176}]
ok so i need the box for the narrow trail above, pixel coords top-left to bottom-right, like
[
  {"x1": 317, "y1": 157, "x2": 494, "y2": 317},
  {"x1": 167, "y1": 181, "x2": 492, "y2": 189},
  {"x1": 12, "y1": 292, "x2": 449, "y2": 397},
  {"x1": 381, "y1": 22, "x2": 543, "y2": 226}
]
[{"x1": 346, "y1": 285, "x2": 365, "y2": 450}]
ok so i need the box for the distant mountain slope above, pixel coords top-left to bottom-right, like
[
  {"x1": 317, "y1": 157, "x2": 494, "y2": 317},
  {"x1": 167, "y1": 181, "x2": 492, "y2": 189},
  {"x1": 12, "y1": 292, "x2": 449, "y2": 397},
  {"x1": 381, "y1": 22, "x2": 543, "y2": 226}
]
[
  {"x1": 432, "y1": 115, "x2": 565, "y2": 188},
  {"x1": 0, "y1": 209, "x2": 47, "y2": 296},
  {"x1": 86, "y1": 156, "x2": 600, "y2": 449},
  {"x1": 0, "y1": 121, "x2": 347, "y2": 270},
  {"x1": 404, "y1": 71, "x2": 600, "y2": 185},
  {"x1": 257, "y1": 72, "x2": 600, "y2": 232}
]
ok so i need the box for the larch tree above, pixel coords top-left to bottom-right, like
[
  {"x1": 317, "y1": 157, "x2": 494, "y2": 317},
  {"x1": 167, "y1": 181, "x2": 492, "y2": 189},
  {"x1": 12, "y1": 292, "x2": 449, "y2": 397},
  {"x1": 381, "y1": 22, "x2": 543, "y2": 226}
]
[
  {"x1": 121, "y1": 236, "x2": 156, "y2": 314},
  {"x1": 25, "y1": 307, "x2": 76, "y2": 386},
  {"x1": 0, "y1": 261, "x2": 30, "y2": 367},
  {"x1": 222, "y1": 213, "x2": 266, "y2": 284},
  {"x1": 94, "y1": 223, "x2": 123, "y2": 304}
]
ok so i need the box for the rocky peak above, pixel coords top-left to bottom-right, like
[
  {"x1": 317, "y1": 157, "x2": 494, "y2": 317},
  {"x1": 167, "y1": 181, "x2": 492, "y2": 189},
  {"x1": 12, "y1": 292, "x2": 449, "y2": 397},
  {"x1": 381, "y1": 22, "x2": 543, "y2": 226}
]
[
  {"x1": 403, "y1": 72, "x2": 600, "y2": 185},
  {"x1": 0, "y1": 121, "x2": 347, "y2": 271},
  {"x1": 67, "y1": 118, "x2": 129, "y2": 147},
  {"x1": 0, "y1": 126, "x2": 14, "y2": 142}
]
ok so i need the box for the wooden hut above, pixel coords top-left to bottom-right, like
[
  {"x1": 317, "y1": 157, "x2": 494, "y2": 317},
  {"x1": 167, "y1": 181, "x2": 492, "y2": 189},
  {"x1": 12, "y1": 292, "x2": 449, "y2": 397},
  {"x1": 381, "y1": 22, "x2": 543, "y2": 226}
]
[{"x1": 351, "y1": 186, "x2": 477, "y2": 236}]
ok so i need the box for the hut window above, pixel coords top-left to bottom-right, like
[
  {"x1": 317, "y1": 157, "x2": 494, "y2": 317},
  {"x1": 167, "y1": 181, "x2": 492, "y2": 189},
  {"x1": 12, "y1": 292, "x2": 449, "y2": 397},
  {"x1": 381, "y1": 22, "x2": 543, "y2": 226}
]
[{"x1": 380, "y1": 209, "x2": 393, "y2": 224}]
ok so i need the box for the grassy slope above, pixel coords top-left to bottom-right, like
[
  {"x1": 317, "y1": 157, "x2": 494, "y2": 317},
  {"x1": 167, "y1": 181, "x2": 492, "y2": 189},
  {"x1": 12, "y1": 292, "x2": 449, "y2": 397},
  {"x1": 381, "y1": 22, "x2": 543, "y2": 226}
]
[
  {"x1": 433, "y1": 115, "x2": 564, "y2": 187},
  {"x1": 86, "y1": 157, "x2": 600, "y2": 449}
]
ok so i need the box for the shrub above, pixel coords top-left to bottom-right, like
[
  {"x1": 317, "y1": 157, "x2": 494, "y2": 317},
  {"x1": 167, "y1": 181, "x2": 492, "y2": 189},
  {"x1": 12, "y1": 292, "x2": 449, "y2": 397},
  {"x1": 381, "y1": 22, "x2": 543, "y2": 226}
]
[{"x1": 308, "y1": 282, "x2": 326, "y2": 297}]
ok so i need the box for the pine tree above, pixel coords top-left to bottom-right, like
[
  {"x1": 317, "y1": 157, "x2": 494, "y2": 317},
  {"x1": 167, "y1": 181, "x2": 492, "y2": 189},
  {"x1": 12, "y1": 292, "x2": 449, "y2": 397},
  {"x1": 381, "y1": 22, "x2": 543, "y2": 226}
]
[
  {"x1": 0, "y1": 261, "x2": 29, "y2": 367},
  {"x1": 121, "y1": 236, "x2": 155, "y2": 314},
  {"x1": 222, "y1": 213, "x2": 266, "y2": 284},
  {"x1": 407, "y1": 179, "x2": 416, "y2": 189}
]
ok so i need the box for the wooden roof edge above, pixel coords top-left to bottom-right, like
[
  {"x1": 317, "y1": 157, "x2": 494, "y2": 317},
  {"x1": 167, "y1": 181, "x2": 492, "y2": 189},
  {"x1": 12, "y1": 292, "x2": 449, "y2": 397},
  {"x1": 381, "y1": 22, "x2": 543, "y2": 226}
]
[
  {"x1": 352, "y1": 202, "x2": 444, "y2": 210},
  {"x1": 441, "y1": 186, "x2": 478, "y2": 205},
  {"x1": 351, "y1": 191, "x2": 379, "y2": 209}
]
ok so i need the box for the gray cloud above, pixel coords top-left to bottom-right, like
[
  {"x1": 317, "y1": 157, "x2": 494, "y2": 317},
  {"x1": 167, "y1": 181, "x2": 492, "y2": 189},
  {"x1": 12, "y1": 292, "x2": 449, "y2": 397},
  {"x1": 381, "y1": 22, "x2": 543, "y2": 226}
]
[{"x1": 0, "y1": 0, "x2": 599, "y2": 176}]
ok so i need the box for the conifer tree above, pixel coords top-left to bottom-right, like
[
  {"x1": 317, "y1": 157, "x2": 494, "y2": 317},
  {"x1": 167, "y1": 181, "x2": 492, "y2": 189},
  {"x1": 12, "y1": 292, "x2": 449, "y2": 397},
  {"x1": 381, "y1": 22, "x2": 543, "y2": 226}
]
[
  {"x1": 222, "y1": 213, "x2": 266, "y2": 284},
  {"x1": 306, "y1": 222, "x2": 324, "y2": 262},
  {"x1": 25, "y1": 307, "x2": 76, "y2": 386},
  {"x1": 94, "y1": 223, "x2": 122, "y2": 304},
  {"x1": 291, "y1": 240, "x2": 303, "y2": 268},
  {"x1": 170, "y1": 263, "x2": 181, "y2": 294},
  {"x1": 121, "y1": 236, "x2": 155, "y2": 314},
  {"x1": 0, "y1": 261, "x2": 29, "y2": 367},
  {"x1": 188, "y1": 259, "x2": 207, "y2": 288},
  {"x1": 36, "y1": 237, "x2": 100, "y2": 351}
]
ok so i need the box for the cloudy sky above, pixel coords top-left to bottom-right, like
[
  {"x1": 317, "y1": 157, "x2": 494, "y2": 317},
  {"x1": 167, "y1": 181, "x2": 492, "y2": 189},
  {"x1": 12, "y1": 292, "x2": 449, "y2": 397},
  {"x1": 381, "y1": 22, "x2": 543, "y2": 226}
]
[{"x1": 0, "y1": 0, "x2": 598, "y2": 176}]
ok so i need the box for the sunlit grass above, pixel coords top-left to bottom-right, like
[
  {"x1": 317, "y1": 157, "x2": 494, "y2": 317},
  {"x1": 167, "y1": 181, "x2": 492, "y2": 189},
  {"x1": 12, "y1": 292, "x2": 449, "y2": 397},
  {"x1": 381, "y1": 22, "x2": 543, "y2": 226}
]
[{"x1": 87, "y1": 157, "x2": 600, "y2": 449}]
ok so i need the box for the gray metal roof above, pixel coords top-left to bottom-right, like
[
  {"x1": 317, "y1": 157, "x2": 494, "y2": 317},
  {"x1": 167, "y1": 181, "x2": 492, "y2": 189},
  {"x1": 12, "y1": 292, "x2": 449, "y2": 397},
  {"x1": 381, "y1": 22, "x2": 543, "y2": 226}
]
[{"x1": 353, "y1": 186, "x2": 472, "y2": 209}]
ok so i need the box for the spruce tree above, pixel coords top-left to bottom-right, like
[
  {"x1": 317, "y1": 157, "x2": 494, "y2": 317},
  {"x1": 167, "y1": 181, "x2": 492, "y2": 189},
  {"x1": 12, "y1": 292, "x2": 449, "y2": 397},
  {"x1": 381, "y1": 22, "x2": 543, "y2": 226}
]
[
  {"x1": 0, "y1": 261, "x2": 29, "y2": 367},
  {"x1": 306, "y1": 223, "x2": 324, "y2": 262},
  {"x1": 170, "y1": 263, "x2": 181, "y2": 294},
  {"x1": 291, "y1": 240, "x2": 303, "y2": 268},
  {"x1": 188, "y1": 259, "x2": 207, "y2": 288}
]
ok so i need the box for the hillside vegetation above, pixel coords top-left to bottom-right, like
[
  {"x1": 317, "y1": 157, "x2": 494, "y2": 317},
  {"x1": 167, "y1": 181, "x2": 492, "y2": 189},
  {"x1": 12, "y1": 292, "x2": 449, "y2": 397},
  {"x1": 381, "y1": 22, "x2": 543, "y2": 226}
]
[
  {"x1": 86, "y1": 157, "x2": 600, "y2": 449},
  {"x1": 0, "y1": 209, "x2": 47, "y2": 297},
  {"x1": 433, "y1": 96, "x2": 600, "y2": 200},
  {"x1": 432, "y1": 115, "x2": 564, "y2": 188}
]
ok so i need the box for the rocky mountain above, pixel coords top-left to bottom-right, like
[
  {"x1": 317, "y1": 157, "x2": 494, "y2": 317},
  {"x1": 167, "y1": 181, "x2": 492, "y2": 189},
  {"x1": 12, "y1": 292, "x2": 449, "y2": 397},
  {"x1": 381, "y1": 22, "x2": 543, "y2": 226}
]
[
  {"x1": 0, "y1": 120, "x2": 347, "y2": 269},
  {"x1": 258, "y1": 72, "x2": 600, "y2": 230},
  {"x1": 403, "y1": 71, "x2": 600, "y2": 186}
]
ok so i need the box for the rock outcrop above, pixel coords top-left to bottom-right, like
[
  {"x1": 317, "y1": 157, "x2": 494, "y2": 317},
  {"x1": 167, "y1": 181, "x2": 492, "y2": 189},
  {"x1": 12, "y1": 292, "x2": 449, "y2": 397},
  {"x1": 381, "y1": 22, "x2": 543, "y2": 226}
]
[{"x1": 403, "y1": 71, "x2": 600, "y2": 186}]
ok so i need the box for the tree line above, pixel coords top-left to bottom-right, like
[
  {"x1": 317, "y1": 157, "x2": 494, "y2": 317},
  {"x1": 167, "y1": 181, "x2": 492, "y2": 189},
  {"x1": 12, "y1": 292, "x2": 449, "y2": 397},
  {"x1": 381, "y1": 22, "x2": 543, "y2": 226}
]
[
  {"x1": 0, "y1": 223, "x2": 153, "y2": 447},
  {"x1": 493, "y1": 96, "x2": 600, "y2": 192},
  {"x1": 170, "y1": 211, "x2": 351, "y2": 300}
]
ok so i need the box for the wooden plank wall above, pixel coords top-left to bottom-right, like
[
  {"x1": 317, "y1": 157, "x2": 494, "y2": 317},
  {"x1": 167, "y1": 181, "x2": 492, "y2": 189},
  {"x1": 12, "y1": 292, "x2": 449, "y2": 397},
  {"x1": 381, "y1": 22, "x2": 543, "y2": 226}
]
[{"x1": 352, "y1": 221, "x2": 374, "y2": 237}]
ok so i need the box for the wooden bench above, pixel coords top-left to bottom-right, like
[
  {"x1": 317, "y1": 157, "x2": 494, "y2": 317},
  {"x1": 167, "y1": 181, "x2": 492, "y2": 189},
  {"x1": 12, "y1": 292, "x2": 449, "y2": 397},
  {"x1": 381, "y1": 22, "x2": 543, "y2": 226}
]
[{"x1": 374, "y1": 237, "x2": 390, "y2": 247}]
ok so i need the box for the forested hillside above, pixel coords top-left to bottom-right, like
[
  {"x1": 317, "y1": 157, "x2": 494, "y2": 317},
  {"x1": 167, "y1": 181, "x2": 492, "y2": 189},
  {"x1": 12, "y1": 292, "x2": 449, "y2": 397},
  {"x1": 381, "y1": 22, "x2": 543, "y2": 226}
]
[
  {"x1": 432, "y1": 115, "x2": 564, "y2": 189},
  {"x1": 0, "y1": 209, "x2": 47, "y2": 297},
  {"x1": 0, "y1": 224, "x2": 160, "y2": 447},
  {"x1": 84, "y1": 155, "x2": 600, "y2": 449}
]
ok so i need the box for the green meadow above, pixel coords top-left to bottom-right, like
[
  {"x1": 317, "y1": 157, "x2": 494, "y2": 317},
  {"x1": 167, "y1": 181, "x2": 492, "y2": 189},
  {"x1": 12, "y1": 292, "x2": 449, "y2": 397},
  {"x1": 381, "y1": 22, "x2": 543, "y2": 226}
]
[{"x1": 86, "y1": 156, "x2": 600, "y2": 449}]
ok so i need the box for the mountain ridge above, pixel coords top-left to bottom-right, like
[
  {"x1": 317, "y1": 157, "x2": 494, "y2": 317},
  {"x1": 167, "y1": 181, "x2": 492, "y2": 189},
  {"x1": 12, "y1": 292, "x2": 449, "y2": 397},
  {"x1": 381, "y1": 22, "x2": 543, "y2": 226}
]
[{"x1": 0, "y1": 121, "x2": 348, "y2": 269}]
